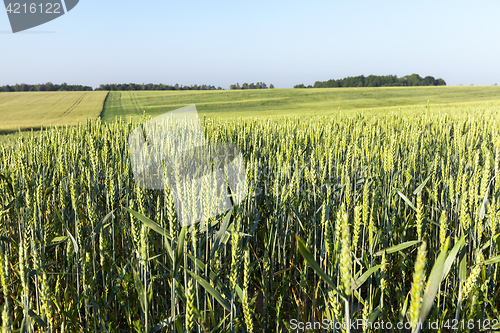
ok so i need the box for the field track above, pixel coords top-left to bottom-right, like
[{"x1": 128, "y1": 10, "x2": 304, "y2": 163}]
[{"x1": 59, "y1": 92, "x2": 88, "y2": 118}]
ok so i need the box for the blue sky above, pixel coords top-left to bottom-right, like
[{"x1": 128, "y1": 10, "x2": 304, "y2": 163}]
[{"x1": 1, "y1": 0, "x2": 500, "y2": 89}]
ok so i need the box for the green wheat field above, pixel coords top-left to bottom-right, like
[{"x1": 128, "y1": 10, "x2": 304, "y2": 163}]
[{"x1": 1, "y1": 86, "x2": 500, "y2": 332}]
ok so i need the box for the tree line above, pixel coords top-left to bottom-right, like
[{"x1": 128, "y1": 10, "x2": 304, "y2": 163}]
[
  {"x1": 230, "y1": 82, "x2": 274, "y2": 90},
  {"x1": 94, "y1": 83, "x2": 223, "y2": 91},
  {"x1": 0, "y1": 82, "x2": 225, "y2": 92},
  {"x1": 0, "y1": 82, "x2": 93, "y2": 92},
  {"x1": 295, "y1": 74, "x2": 446, "y2": 88}
]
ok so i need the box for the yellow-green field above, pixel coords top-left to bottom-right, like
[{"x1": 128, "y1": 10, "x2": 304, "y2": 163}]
[
  {"x1": 0, "y1": 91, "x2": 108, "y2": 133},
  {"x1": 2, "y1": 86, "x2": 500, "y2": 147},
  {"x1": 101, "y1": 86, "x2": 500, "y2": 121},
  {"x1": 2, "y1": 86, "x2": 500, "y2": 133}
]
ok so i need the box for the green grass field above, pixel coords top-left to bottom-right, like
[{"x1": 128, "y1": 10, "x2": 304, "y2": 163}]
[
  {"x1": 101, "y1": 86, "x2": 500, "y2": 121},
  {"x1": 2, "y1": 100, "x2": 500, "y2": 332},
  {"x1": 0, "y1": 91, "x2": 108, "y2": 133},
  {"x1": 2, "y1": 86, "x2": 500, "y2": 331}
]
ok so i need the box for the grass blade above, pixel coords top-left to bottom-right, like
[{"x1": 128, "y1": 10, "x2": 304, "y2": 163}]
[
  {"x1": 353, "y1": 264, "x2": 382, "y2": 290},
  {"x1": 418, "y1": 237, "x2": 449, "y2": 326},
  {"x1": 481, "y1": 254, "x2": 500, "y2": 266},
  {"x1": 442, "y1": 235, "x2": 466, "y2": 282},
  {"x1": 375, "y1": 240, "x2": 421, "y2": 256},
  {"x1": 187, "y1": 271, "x2": 231, "y2": 312},
  {"x1": 413, "y1": 175, "x2": 431, "y2": 195},
  {"x1": 123, "y1": 206, "x2": 171, "y2": 240},
  {"x1": 395, "y1": 189, "x2": 417, "y2": 211},
  {"x1": 296, "y1": 235, "x2": 345, "y2": 301}
]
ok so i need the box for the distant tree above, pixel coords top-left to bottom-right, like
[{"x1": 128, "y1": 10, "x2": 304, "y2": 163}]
[
  {"x1": 423, "y1": 76, "x2": 436, "y2": 86},
  {"x1": 405, "y1": 74, "x2": 421, "y2": 86},
  {"x1": 436, "y1": 78, "x2": 446, "y2": 86},
  {"x1": 270, "y1": 84, "x2": 274, "y2": 89},
  {"x1": 302, "y1": 74, "x2": 446, "y2": 89}
]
